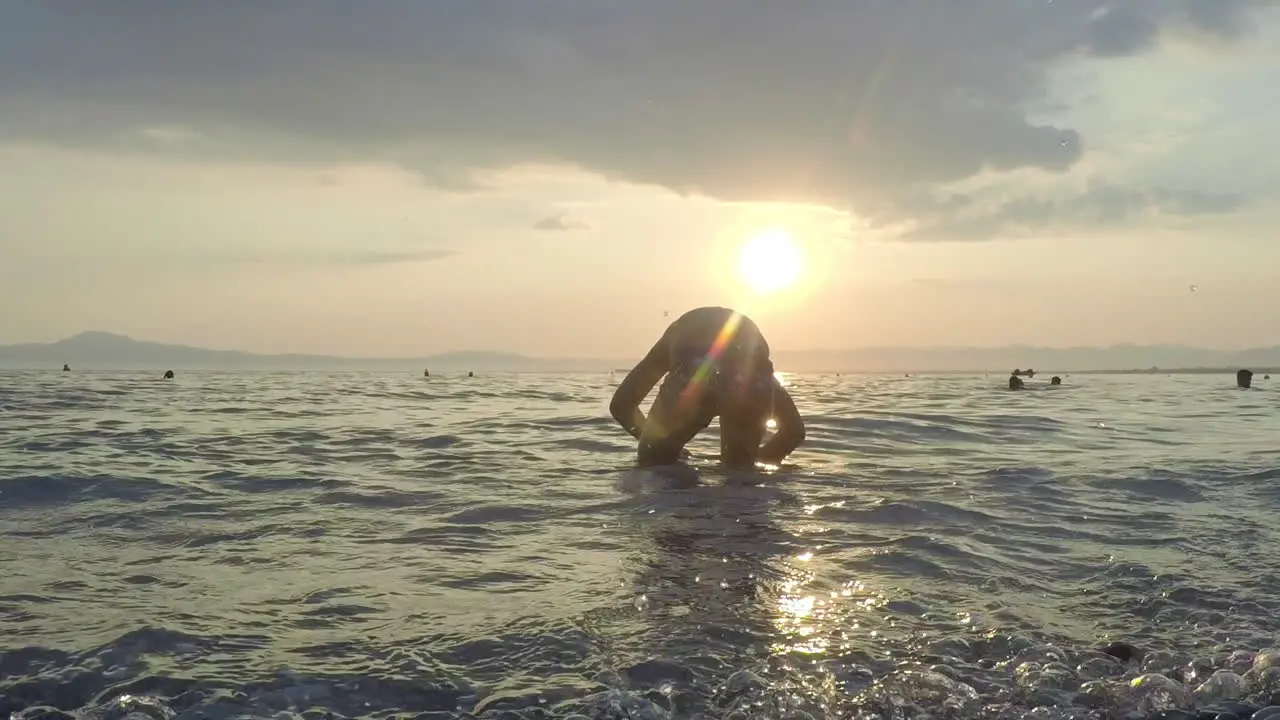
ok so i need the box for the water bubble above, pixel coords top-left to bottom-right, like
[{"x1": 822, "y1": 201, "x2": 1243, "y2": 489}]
[
  {"x1": 98, "y1": 695, "x2": 175, "y2": 720},
  {"x1": 861, "y1": 669, "x2": 980, "y2": 715}
]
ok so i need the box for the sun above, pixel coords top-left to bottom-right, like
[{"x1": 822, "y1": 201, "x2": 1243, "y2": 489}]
[{"x1": 737, "y1": 229, "x2": 804, "y2": 294}]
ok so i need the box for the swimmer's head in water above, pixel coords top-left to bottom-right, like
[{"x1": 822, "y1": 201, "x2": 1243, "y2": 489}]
[{"x1": 1050, "y1": 376, "x2": 1062, "y2": 385}]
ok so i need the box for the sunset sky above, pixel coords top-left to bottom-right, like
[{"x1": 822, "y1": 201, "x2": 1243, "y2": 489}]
[{"x1": 2, "y1": 2, "x2": 1278, "y2": 358}]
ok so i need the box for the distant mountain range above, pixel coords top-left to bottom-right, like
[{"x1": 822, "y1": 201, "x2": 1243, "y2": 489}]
[
  {"x1": 0, "y1": 332, "x2": 588, "y2": 371},
  {"x1": 0, "y1": 331, "x2": 1277, "y2": 373}
]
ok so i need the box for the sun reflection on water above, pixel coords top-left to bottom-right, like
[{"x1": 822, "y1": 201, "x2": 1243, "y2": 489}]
[{"x1": 771, "y1": 569, "x2": 890, "y2": 658}]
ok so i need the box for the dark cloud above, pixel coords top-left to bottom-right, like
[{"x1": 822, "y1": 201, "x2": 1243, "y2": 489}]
[
  {"x1": 905, "y1": 183, "x2": 1247, "y2": 241},
  {"x1": 1083, "y1": 5, "x2": 1162, "y2": 56},
  {"x1": 0, "y1": 0, "x2": 1268, "y2": 235},
  {"x1": 532, "y1": 213, "x2": 589, "y2": 232},
  {"x1": 1184, "y1": 0, "x2": 1255, "y2": 35}
]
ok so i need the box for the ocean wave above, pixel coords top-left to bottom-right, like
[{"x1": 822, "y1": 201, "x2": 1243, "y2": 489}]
[{"x1": 2, "y1": 370, "x2": 1280, "y2": 718}]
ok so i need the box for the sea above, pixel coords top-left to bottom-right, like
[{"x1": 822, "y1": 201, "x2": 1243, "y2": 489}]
[{"x1": 2, "y1": 370, "x2": 1279, "y2": 720}]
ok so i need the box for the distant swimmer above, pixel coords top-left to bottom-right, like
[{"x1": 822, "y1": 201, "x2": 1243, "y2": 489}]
[
  {"x1": 1050, "y1": 376, "x2": 1062, "y2": 386},
  {"x1": 1008, "y1": 372, "x2": 1025, "y2": 390},
  {"x1": 163, "y1": 370, "x2": 174, "y2": 379},
  {"x1": 1237, "y1": 368, "x2": 1253, "y2": 389},
  {"x1": 610, "y1": 306, "x2": 805, "y2": 470},
  {"x1": 468, "y1": 371, "x2": 474, "y2": 378},
  {"x1": 423, "y1": 368, "x2": 430, "y2": 377},
  {"x1": 62, "y1": 364, "x2": 70, "y2": 372}
]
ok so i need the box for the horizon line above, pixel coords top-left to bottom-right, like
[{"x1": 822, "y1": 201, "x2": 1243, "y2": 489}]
[{"x1": 2, "y1": 330, "x2": 1277, "y2": 361}]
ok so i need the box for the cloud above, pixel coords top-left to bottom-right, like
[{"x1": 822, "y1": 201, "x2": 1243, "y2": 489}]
[
  {"x1": 0, "y1": 1, "x2": 1272, "y2": 237},
  {"x1": 112, "y1": 246, "x2": 456, "y2": 269},
  {"x1": 904, "y1": 182, "x2": 1247, "y2": 241},
  {"x1": 531, "y1": 213, "x2": 589, "y2": 232},
  {"x1": 139, "y1": 125, "x2": 205, "y2": 146},
  {"x1": 329, "y1": 249, "x2": 455, "y2": 266},
  {"x1": 219, "y1": 248, "x2": 454, "y2": 268}
]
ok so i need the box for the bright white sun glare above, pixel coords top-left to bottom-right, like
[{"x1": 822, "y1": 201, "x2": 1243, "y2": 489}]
[{"x1": 737, "y1": 229, "x2": 804, "y2": 294}]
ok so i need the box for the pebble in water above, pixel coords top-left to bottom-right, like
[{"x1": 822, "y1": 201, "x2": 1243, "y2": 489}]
[
  {"x1": 1228, "y1": 651, "x2": 1260, "y2": 675},
  {"x1": 1078, "y1": 656, "x2": 1126, "y2": 681},
  {"x1": 1143, "y1": 651, "x2": 1180, "y2": 675},
  {"x1": 1129, "y1": 673, "x2": 1190, "y2": 715},
  {"x1": 1100, "y1": 641, "x2": 1143, "y2": 664},
  {"x1": 16, "y1": 641, "x2": 1280, "y2": 718},
  {"x1": 1195, "y1": 670, "x2": 1250, "y2": 704}
]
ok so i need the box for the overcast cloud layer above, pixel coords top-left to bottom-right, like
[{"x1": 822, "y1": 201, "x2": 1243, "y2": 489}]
[{"x1": 0, "y1": 1, "x2": 1273, "y2": 239}]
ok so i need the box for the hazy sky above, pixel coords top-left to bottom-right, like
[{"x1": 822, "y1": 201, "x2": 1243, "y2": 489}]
[{"x1": 2, "y1": 1, "x2": 1278, "y2": 358}]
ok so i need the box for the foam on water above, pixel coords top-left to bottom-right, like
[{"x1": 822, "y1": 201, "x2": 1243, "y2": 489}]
[{"x1": 2, "y1": 371, "x2": 1280, "y2": 719}]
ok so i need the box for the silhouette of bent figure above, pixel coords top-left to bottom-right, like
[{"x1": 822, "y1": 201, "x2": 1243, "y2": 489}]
[
  {"x1": 1237, "y1": 369, "x2": 1253, "y2": 389},
  {"x1": 62, "y1": 364, "x2": 70, "y2": 372},
  {"x1": 163, "y1": 370, "x2": 174, "y2": 379},
  {"x1": 610, "y1": 306, "x2": 805, "y2": 469}
]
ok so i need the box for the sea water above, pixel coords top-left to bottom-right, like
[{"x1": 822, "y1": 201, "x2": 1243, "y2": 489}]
[{"x1": 2, "y1": 370, "x2": 1279, "y2": 719}]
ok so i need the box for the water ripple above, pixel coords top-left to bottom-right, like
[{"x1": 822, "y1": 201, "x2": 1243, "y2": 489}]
[{"x1": 2, "y1": 370, "x2": 1280, "y2": 718}]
